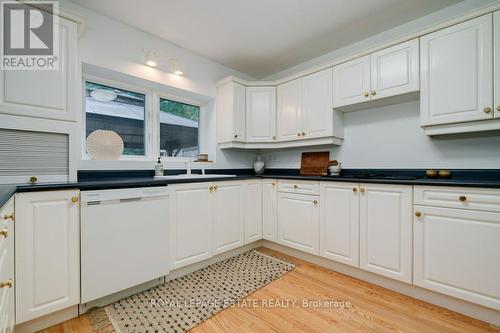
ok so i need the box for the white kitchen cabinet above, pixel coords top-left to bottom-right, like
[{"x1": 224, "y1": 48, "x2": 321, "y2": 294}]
[
  {"x1": 495, "y1": 11, "x2": 500, "y2": 119},
  {"x1": 243, "y1": 180, "x2": 263, "y2": 244},
  {"x1": 420, "y1": 14, "x2": 493, "y2": 126},
  {"x1": 319, "y1": 182, "x2": 359, "y2": 267},
  {"x1": 262, "y1": 179, "x2": 277, "y2": 241},
  {"x1": 301, "y1": 68, "x2": 334, "y2": 139},
  {"x1": 414, "y1": 205, "x2": 500, "y2": 310},
  {"x1": 213, "y1": 182, "x2": 245, "y2": 254},
  {"x1": 0, "y1": 16, "x2": 78, "y2": 122},
  {"x1": 15, "y1": 190, "x2": 80, "y2": 324},
  {"x1": 333, "y1": 55, "x2": 371, "y2": 108},
  {"x1": 246, "y1": 87, "x2": 277, "y2": 142},
  {"x1": 170, "y1": 183, "x2": 213, "y2": 269},
  {"x1": 0, "y1": 198, "x2": 15, "y2": 333},
  {"x1": 216, "y1": 80, "x2": 246, "y2": 143},
  {"x1": 359, "y1": 184, "x2": 412, "y2": 283},
  {"x1": 370, "y1": 39, "x2": 419, "y2": 100},
  {"x1": 277, "y1": 192, "x2": 319, "y2": 255},
  {"x1": 277, "y1": 79, "x2": 302, "y2": 141}
]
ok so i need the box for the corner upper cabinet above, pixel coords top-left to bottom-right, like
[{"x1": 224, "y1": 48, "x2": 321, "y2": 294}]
[
  {"x1": 277, "y1": 79, "x2": 302, "y2": 141},
  {"x1": 216, "y1": 79, "x2": 246, "y2": 143},
  {"x1": 333, "y1": 55, "x2": 371, "y2": 108},
  {"x1": 495, "y1": 11, "x2": 500, "y2": 119},
  {"x1": 0, "y1": 16, "x2": 78, "y2": 122},
  {"x1": 370, "y1": 39, "x2": 419, "y2": 100},
  {"x1": 420, "y1": 14, "x2": 494, "y2": 130},
  {"x1": 246, "y1": 86, "x2": 277, "y2": 142}
]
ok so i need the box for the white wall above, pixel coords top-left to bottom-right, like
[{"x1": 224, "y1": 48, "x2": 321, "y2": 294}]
[
  {"x1": 262, "y1": 102, "x2": 500, "y2": 169},
  {"x1": 61, "y1": 0, "x2": 257, "y2": 170}
]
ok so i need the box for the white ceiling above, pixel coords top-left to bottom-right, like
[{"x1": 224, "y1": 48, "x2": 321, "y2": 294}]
[{"x1": 69, "y1": 0, "x2": 462, "y2": 78}]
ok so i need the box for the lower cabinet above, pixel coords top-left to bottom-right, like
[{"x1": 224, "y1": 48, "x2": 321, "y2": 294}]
[
  {"x1": 0, "y1": 198, "x2": 15, "y2": 333},
  {"x1": 243, "y1": 180, "x2": 263, "y2": 244},
  {"x1": 414, "y1": 205, "x2": 500, "y2": 310},
  {"x1": 170, "y1": 183, "x2": 214, "y2": 269},
  {"x1": 277, "y1": 192, "x2": 319, "y2": 255},
  {"x1": 15, "y1": 190, "x2": 80, "y2": 324},
  {"x1": 319, "y1": 182, "x2": 359, "y2": 267},
  {"x1": 262, "y1": 179, "x2": 277, "y2": 241},
  {"x1": 359, "y1": 184, "x2": 413, "y2": 283},
  {"x1": 213, "y1": 182, "x2": 244, "y2": 255}
]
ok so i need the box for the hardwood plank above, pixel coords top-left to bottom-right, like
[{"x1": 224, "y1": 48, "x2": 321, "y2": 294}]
[{"x1": 43, "y1": 247, "x2": 500, "y2": 333}]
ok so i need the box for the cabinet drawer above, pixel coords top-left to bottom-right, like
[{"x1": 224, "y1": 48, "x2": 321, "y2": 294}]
[
  {"x1": 278, "y1": 180, "x2": 319, "y2": 195},
  {"x1": 414, "y1": 186, "x2": 500, "y2": 212}
]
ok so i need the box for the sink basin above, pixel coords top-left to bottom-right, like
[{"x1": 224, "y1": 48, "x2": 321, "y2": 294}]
[{"x1": 154, "y1": 174, "x2": 237, "y2": 180}]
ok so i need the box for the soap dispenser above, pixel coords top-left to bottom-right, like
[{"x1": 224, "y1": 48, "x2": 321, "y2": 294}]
[{"x1": 155, "y1": 157, "x2": 164, "y2": 176}]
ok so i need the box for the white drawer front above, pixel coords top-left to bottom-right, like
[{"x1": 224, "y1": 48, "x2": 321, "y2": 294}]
[
  {"x1": 278, "y1": 180, "x2": 320, "y2": 195},
  {"x1": 414, "y1": 186, "x2": 500, "y2": 212}
]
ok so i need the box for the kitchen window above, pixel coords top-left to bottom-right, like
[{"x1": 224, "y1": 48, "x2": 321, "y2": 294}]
[
  {"x1": 159, "y1": 98, "x2": 200, "y2": 158},
  {"x1": 84, "y1": 81, "x2": 147, "y2": 157}
]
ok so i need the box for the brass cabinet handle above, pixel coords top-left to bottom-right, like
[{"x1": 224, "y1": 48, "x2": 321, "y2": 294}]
[
  {"x1": 29, "y1": 176, "x2": 38, "y2": 184},
  {"x1": 234, "y1": 134, "x2": 238, "y2": 138},
  {"x1": 484, "y1": 107, "x2": 492, "y2": 113},
  {"x1": 313, "y1": 200, "x2": 318, "y2": 205},
  {"x1": 459, "y1": 195, "x2": 467, "y2": 202},
  {"x1": 415, "y1": 212, "x2": 422, "y2": 218},
  {"x1": 364, "y1": 92, "x2": 369, "y2": 97},
  {"x1": 302, "y1": 132, "x2": 306, "y2": 136},
  {"x1": 371, "y1": 90, "x2": 377, "y2": 96},
  {"x1": 297, "y1": 133, "x2": 301, "y2": 137},
  {"x1": 0, "y1": 279, "x2": 13, "y2": 288},
  {"x1": 352, "y1": 187, "x2": 358, "y2": 192},
  {"x1": 3, "y1": 213, "x2": 14, "y2": 221},
  {"x1": 0, "y1": 228, "x2": 7, "y2": 238},
  {"x1": 293, "y1": 184, "x2": 298, "y2": 189},
  {"x1": 209, "y1": 185, "x2": 214, "y2": 192},
  {"x1": 71, "y1": 196, "x2": 79, "y2": 203},
  {"x1": 214, "y1": 185, "x2": 218, "y2": 192},
  {"x1": 272, "y1": 136, "x2": 276, "y2": 140},
  {"x1": 360, "y1": 188, "x2": 366, "y2": 193},
  {"x1": 272, "y1": 182, "x2": 276, "y2": 186}
]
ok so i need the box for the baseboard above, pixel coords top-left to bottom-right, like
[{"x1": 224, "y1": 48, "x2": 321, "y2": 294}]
[
  {"x1": 263, "y1": 240, "x2": 500, "y2": 327},
  {"x1": 15, "y1": 306, "x2": 78, "y2": 333}
]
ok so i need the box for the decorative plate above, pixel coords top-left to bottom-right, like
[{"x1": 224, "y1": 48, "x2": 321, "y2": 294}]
[{"x1": 86, "y1": 130, "x2": 124, "y2": 160}]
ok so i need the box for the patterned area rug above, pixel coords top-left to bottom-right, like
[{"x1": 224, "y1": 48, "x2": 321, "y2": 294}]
[{"x1": 89, "y1": 250, "x2": 295, "y2": 333}]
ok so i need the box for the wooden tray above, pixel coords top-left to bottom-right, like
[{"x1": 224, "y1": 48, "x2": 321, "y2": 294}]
[{"x1": 300, "y1": 152, "x2": 330, "y2": 176}]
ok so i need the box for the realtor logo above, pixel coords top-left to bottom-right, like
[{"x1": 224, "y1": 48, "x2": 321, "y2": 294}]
[{"x1": 1, "y1": 1, "x2": 59, "y2": 70}]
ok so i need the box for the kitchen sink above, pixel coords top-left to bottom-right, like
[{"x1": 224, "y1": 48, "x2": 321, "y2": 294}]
[{"x1": 154, "y1": 174, "x2": 237, "y2": 180}]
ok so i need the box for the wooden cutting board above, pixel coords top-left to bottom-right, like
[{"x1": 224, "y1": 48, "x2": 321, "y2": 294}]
[{"x1": 300, "y1": 152, "x2": 330, "y2": 176}]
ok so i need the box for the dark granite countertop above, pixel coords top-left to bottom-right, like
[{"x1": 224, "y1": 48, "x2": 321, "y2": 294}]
[{"x1": 2, "y1": 168, "x2": 500, "y2": 209}]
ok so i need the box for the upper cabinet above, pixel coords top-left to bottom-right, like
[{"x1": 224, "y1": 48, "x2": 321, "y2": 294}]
[
  {"x1": 246, "y1": 86, "x2": 276, "y2": 142},
  {"x1": 0, "y1": 16, "x2": 78, "y2": 122},
  {"x1": 333, "y1": 39, "x2": 419, "y2": 109},
  {"x1": 277, "y1": 79, "x2": 302, "y2": 141},
  {"x1": 420, "y1": 14, "x2": 493, "y2": 128},
  {"x1": 216, "y1": 79, "x2": 246, "y2": 144},
  {"x1": 495, "y1": 11, "x2": 500, "y2": 119}
]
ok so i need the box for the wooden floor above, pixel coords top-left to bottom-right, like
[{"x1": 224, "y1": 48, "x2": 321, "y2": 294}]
[{"x1": 44, "y1": 248, "x2": 500, "y2": 333}]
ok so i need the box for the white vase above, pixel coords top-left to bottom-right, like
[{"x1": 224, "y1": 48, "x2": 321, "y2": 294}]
[
  {"x1": 254, "y1": 156, "x2": 265, "y2": 175},
  {"x1": 329, "y1": 164, "x2": 342, "y2": 176}
]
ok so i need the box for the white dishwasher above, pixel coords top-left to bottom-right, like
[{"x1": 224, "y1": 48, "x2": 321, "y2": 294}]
[{"x1": 81, "y1": 187, "x2": 170, "y2": 303}]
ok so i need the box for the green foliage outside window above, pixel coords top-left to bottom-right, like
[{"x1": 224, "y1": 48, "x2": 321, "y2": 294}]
[{"x1": 160, "y1": 99, "x2": 199, "y2": 121}]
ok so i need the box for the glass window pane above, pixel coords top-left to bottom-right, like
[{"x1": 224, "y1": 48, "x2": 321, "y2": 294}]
[
  {"x1": 159, "y1": 98, "x2": 199, "y2": 158},
  {"x1": 85, "y1": 81, "x2": 145, "y2": 156}
]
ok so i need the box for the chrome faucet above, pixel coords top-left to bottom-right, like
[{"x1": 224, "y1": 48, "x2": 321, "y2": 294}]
[{"x1": 185, "y1": 161, "x2": 192, "y2": 175}]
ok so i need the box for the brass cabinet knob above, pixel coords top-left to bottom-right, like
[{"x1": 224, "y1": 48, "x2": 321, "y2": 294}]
[
  {"x1": 0, "y1": 228, "x2": 7, "y2": 238},
  {"x1": 484, "y1": 107, "x2": 492, "y2": 113},
  {"x1": 497, "y1": 106, "x2": 500, "y2": 112},
  {"x1": 302, "y1": 132, "x2": 306, "y2": 136},
  {"x1": 272, "y1": 182, "x2": 276, "y2": 186},
  {"x1": 29, "y1": 176, "x2": 38, "y2": 184},
  {"x1": 313, "y1": 200, "x2": 318, "y2": 205},
  {"x1": 71, "y1": 196, "x2": 79, "y2": 203},
  {"x1": 3, "y1": 213, "x2": 14, "y2": 221},
  {"x1": 272, "y1": 136, "x2": 276, "y2": 140},
  {"x1": 0, "y1": 279, "x2": 13, "y2": 288},
  {"x1": 415, "y1": 212, "x2": 422, "y2": 218},
  {"x1": 213, "y1": 185, "x2": 218, "y2": 191},
  {"x1": 364, "y1": 92, "x2": 369, "y2": 97},
  {"x1": 293, "y1": 184, "x2": 298, "y2": 189},
  {"x1": 234, "y1": 134, "x2": 238, "y2": 138},
  {"x1": 297, "y1": 133, "x2": 301, "y2": 137},
  {"x1": 352, "y1": 187, "x2": 358, "y2": 192},
  {"x1": 360, "y1": 188, "x2": 366, "y2": 193},
  {"x1": 371, "y1": 90, "x2": 377, "y2": 96},
  {"x1": 209, "y1": 185, "x2": 214, "y2": 192},
  {"x1": 459, "y1": 195, "x2": 467, "y2": 202}
]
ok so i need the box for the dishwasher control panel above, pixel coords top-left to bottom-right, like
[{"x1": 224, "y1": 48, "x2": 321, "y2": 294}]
[{"x1": 81, "y1": 186, "x2": 169, "y2": 204}]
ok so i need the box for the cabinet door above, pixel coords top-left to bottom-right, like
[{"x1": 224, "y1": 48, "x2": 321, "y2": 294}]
[
  {"x1": 246, "y1": 87, "x2": 277, "y2": 142},
  {"x1": 244, "y1": 181, "x2": 263, "y2": 244},
  {"x1": 320, "y1": 182, "x2": 359, "y2": 267},
  {"x1": 0, "y1": 16, "x2": 78, "y2": 122},
  {"x1": 170, "y1": 183, "x2": 213, "y2": 269},
  {"x1": 277, "y1": 79, "x2": 302, "y2": 141},
  {"x1": 213, "y1": 182, "x2": 244, "y2": 255},
  {"x1": 15, "y1": 190, "x2": 80, "y2": 324},
  {"x1": 0, "y1": 198, "x2": 14, "y2": 333},
  {"x1": 234, "y1": 82, "x2": 247, "y2": 140},
  {"x1": 420, "y1": 14, "x2": 493, "y2": 126},
  {"x1": 333, "y1": 55, "x2": 370, "y2": 108},
  {"x1": 301, "y1": 68, "x2": 333, "y2": 138},
  {"x1": 359, "y1": 184, "x2": 412, "y2": 283},
  {"x1": 414, "y1": 206, "x2": 500, "y2": 310},
  {"x1": 370, "y1": 39, "x2": 419, "y2": 100},
  {"x1": 262, "y1": 180, "x2": 277, "y2": 241},
  {"x1": 216, "y1": 81, "x2": 246, "y2": 143},
  {"x1": 495, "y1": 11, "x2": 500, "y2": 118},
  {"x1": 277, "y1": 193, "x2": 319, "y2": 255}
]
